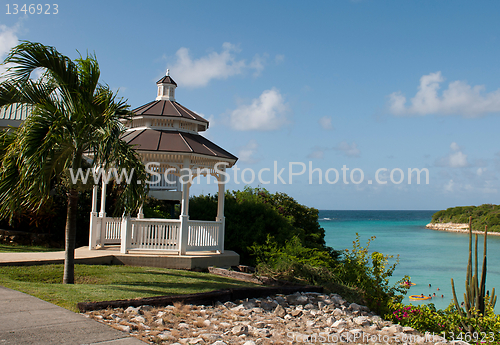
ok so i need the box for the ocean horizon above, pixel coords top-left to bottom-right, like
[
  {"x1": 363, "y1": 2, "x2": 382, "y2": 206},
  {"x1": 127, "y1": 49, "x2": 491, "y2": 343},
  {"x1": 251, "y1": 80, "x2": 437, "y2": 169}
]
[{"x1": 319, "y1": 210, "x2": 500, "y2": 311}]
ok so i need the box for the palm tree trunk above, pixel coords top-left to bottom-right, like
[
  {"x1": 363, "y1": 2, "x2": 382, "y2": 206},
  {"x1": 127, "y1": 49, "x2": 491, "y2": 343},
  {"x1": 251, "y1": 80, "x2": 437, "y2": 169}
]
[{"x1": 63, "y1": 188, "x2": 79, "y2": 284}]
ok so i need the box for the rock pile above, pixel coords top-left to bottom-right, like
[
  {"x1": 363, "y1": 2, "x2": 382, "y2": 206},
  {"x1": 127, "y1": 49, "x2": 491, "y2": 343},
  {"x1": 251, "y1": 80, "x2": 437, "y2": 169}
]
[{"x1": 83, "y1": 292, "x2": 455, "y2": 344}]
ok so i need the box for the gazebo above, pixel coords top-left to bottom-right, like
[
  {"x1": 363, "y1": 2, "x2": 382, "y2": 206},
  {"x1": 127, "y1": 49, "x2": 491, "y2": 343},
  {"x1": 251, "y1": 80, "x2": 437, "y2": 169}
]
[{"x1": 88, "y1": 71, "x2": 238, "y2": 255}]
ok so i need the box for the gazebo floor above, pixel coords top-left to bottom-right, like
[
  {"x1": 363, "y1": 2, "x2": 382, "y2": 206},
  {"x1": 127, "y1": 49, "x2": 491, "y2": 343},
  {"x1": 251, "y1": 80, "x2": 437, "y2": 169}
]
[{"x1": 0, "y1": 246, "x2": 240, "y2": 270}]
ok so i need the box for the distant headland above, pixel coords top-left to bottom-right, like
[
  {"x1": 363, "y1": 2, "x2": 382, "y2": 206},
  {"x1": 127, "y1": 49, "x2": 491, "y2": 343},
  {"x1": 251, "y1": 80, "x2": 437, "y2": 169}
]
[{"x1": 427, "y1": 204, "x2": 500, "y2": 234}]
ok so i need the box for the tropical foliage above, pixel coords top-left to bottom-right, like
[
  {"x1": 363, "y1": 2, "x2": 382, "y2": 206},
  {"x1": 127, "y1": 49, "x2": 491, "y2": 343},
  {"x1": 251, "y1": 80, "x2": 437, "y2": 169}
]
[
  {"x1": 0, "y1": 41, "x2": 147, "y2": 283},
  {"x1": 189, "y1": 187, "x2": 327, "y2": 264},
  {"x1": 190, "y1": 187, "x2": 407, "y2": 315},
  {"x1": 432, "y1": 204, "x2": 500, "y2": 232}
]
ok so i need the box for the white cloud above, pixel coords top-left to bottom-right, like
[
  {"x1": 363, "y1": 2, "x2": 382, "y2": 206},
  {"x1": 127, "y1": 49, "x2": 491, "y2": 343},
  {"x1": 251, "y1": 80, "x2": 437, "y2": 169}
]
[
  {"x1": 319, "y1": 116, "x2": 334, "y2": 130},
  {"x1": 275, "y1": 54, "x2": 285, "y2": 64},
  {"x1": 238, "y1": 139, "x2": 259, "y2": 163},
  {"x1": 388, "y1": 71, "x2": 500, "y2": 117},
  {"x1": 229, "y1": 88, "x2": 289, "y2": 131},
  {"x1": 0, "y1": 24, "x2": 20, "y2": 78},
  {"x1": 307, "y1": 148, "x2": 324, "y2": 159},
  {"x1": 444, "y1": 179, "x2": 454, "y2": 192},
  {"x1": 249, "y1": 54, "x2": 266, "y2": 77},
  {"x1": 436, "y1": 142, "x2": 469, "y2": 168},
  {"x1": 168, "y1": 43, "x2": 264, "y2": 88},
  {"x1": 334, "y1": 141, "x2": 360, "y2": 158}
]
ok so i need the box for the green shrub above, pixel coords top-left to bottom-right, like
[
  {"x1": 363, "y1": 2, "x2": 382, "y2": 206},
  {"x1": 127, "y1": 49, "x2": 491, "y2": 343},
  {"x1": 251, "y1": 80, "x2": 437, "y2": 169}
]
[
  {"x1": 189, "y1": 187, "x2": 327, "y2": 264},
  {"x1": 387, "y1": 301, "x2": 500, "y2": 343},
  {"x1": 335, "y1": 234, "x2": 409, "y2": 315}
]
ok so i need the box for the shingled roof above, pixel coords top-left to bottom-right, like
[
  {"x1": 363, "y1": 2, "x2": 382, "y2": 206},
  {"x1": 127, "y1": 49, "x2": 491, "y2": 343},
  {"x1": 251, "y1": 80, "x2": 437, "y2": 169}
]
[
  {"x1": 122, "y1": 129, "x2": 237, "y2": 161},
  {"x1": 131, "y1": 100, "x2": 209, "y2": 124}
]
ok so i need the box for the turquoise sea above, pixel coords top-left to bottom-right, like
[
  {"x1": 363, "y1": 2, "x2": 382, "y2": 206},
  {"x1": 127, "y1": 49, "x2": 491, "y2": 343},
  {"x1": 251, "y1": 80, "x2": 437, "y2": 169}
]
[{"x1": 319, "y1": 210, "x2": 500, "y2": 311}]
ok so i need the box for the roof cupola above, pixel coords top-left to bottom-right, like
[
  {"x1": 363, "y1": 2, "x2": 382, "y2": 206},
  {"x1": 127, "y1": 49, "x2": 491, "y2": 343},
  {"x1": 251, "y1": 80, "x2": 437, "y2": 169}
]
[{"x1": 156, "y1": 69, "x2": 177, "y2": 101}]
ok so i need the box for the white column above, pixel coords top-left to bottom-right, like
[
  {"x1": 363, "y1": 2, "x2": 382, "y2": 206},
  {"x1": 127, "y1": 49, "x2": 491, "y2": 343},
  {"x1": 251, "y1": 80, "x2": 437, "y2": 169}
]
[
  {"x1": 99, "y1": 179, "x2": 107, "y2": 217},
  {"x1": 179, "y1": 157, "x2": 191, "y2": 255},
  {"x1": 99, "y1": 179, "x2": 107, "y2": 249},
  {"x1": 120, "y1": 214, "x2": 131, "y2": 254},
  {"x1": 88, "y1": 185, "x2": 99, "y2": 250},
  {"x1": 216, "y1": 166, "x2": 226, "y2": 254}
]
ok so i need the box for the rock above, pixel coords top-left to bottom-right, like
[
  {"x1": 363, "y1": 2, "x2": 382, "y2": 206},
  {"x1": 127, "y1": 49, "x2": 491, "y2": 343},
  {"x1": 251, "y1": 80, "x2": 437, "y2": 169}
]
[
  {"x1": 243, "y1": 301, "x2": 257, "y2": 309},
  {"x1": 254, "y1": 328, "x2": 271, "y2": 337},
  {"x1": 332, "y1": 320, "x2": 347, "y2": 328},
  {"x1": 260, "y1": 301, "x2": 276, "y2": 311},
  {"x1": 157, "y1": 331, "x2": 175, "y2": 341},
  {"x1": 131, "y1": 316, "x2": 146, "y2": 323},
  {"x1": 124, "y1": 306, "x2": 140, "y2": 314},
  {"x1": 274, "y1": 305, "x2": 286, "y2": 318},
  {"x1": 348, "y1": 303, "x2": 362, "y2": 311},
  {"x1": 117, "y1": 325, "x2": 130, "y2": 332},
  {"x1": 353, "y1": 316, "x2": 370, "y2": 326},
  {"x1": 231, "y1": 325, "x2": 248, "y2": 336},
  {"x1": 85, "y1": 292, "x2": 427, "y2": 344},
  {"x1": 211, "y1": 341, "x2": 227, "y2": 345},
  {"x1": 333, "y1": 308, "x2": 344, "y2": 316},
  {"x1": 274, "y1": 296, "x2": 287, "y2": 305},
  {"x1": 304, "y1": 303, "x2": 316, "y2": 310},
  {"x1": 403, "y1": 326, "x2": 415, "y2": 333},
  {"x1": 200, "y1": 333, "x2": 221, "y2": 342},
  {"x1": 224, "y1": 301, "x2": 237, "y2": 308},
  {"x1": 154, "y1": 318, "x2": 165, "y2": 326},
  {"x1": 139, "y1": 305, "x2": 153, "y2": 312},
  {"x1": 325, "y1": 316, "x2": 335, "y2": 326},
  {"x1": 219, "y1": 322, "x2": 231, "y2": 328},
  {"x1": 178, "y1": 322, "x2": 190, "y2": 329},
  {"x1": 230, "y1": 305, "x2": 245, "y2": 312},
  {"x1": 386, "y1": 324, "x2": 403, "y2": 333}
]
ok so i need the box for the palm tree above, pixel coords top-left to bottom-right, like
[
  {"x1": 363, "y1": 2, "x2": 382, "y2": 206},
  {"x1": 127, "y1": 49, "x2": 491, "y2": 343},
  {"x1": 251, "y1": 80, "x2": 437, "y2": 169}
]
[{"x1": 0, "y1": 41, "x2": 147, "y2": 283}]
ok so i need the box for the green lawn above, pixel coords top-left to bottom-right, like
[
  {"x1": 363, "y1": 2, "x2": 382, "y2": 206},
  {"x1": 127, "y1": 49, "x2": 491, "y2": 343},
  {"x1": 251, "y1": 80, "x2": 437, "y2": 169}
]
[
  {"x1": 0, "y1": 264, "x2": 258, "y2": 312},
  {"x1": 0, "y1": 244, "x2": 62, "y2": 253}
]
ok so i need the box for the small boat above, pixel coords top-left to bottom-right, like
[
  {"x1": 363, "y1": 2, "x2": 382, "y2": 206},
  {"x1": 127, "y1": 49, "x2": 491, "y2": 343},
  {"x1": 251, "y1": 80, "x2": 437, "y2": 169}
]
[{"x1": 409, "y1": 295, "x2": 431, "y2": 300}]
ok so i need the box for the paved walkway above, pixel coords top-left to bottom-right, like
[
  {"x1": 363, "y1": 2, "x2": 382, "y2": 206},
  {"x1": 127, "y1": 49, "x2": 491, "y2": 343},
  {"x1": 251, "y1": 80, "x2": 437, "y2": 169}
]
[
  {"x1": 0, "y1": 247, "x2": 116, "y2": 266},
  {"x1": 0, "y1": 286, "x2": 145, "y2": 344}
]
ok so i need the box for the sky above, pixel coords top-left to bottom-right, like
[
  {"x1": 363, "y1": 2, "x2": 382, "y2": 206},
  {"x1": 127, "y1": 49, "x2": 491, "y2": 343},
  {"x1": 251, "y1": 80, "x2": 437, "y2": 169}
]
[{"x1": 2, "y1": 1, "x2": 500, "y2": 210}]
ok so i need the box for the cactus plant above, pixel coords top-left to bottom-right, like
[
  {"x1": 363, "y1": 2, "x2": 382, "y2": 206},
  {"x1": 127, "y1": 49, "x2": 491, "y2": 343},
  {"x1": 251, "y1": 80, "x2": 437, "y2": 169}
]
[{"x1": 451, "y1": 216, "x2": 497, "y2": 331}]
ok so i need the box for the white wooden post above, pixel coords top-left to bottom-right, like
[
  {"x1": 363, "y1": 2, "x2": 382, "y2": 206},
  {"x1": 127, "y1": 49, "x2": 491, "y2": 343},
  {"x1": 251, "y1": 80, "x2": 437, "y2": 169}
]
[
  {"x1": 120, "y1": 214, "x2": 131, "y2": 254},
  {"x1": 99, "y1": 179, "x2": 107, "y2": 217},
  {"x1": 179, "y1": 158, "x2": 190, "y2": 255},
  {"x1": 99, "y1": 179, "x2": 107, "y2": 247},
  {"x1": 88, "y1": 184, "x2": 99, "y2": 249},
  {"x1": 216, "y1": 166, "x2": 226, "y2": 254}
]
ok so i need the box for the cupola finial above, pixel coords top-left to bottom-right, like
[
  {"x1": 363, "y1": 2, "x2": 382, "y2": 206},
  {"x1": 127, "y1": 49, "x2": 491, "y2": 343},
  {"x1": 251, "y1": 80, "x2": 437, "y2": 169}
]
[{"x1": 166, "y1": 69, "x2": 170, "y2": 76}]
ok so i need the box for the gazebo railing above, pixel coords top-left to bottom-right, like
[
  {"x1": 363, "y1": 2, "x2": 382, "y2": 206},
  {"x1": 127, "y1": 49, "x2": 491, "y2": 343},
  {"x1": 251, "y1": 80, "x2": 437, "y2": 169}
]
[
  {"x1": 91, "y1": 214, "x2": 223, "y2": 253},
  {"x1": 187, "y1": 220, "x2": 221, "y2": 251},
  {"x1": 102, "y1": 217, "x2": 122, "y2": 245},
  {"x1": 129, "y1": 218, "x2": 180, "y2": 251}
]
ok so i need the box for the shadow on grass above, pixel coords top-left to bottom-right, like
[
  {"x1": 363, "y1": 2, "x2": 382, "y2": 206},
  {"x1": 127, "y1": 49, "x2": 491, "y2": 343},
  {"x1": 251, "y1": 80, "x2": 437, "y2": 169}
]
[
  {"x1": 109, "y1": 281, "x2": 253, "y2": 297},
  {"x1": 123, "y1": 269, "x2": 248, "y2": 284},
  {"x1": 0, "y1": 244, "x2": 62, "y2": 253}
]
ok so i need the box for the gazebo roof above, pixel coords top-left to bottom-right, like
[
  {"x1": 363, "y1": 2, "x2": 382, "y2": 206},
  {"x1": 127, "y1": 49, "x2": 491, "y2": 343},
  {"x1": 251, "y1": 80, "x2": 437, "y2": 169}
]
[
  {"x1": 122, "y1": 129, "x2": 237, "y2": 161},
  {"x1": 131, "y1": 100, "x2": 209, "y2": 125}
]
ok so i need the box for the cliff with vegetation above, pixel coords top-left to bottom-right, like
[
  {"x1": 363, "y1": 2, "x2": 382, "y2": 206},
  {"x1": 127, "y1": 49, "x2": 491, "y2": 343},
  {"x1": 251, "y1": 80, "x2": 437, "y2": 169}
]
[{"x1": 429, "y1": 204, "x2": 500, "y2": 232}]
